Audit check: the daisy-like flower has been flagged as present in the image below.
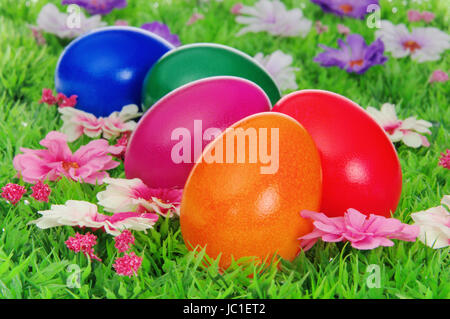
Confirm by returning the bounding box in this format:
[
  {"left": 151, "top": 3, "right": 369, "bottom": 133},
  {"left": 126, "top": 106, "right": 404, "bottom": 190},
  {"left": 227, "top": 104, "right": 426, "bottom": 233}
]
[
  {"left": 366, "top": 103, "right": 432, "bottom": 148},
  {"left": 30, "top": 200, "right": 159, "bottom": 236},
  {"left": 59, "top": 107, "right": 103, "bottom": 142},
  {"left": 411, "top": 195, "right": 450, "bottom": 249},
  {"left": 13, "top": 131, "right": 122, "bottom": 184},
  {"left": 101, "top": 105, "right": 141, "bottom": 140},
  {"left": 35, "top": 3, "right": 106, "bottom": 39},
  {"left": 61, "top": 0, "right": 127, "bottom": 15},
  {"left": 314, "top": 34, "right": 387, "bottom": 74},
  {"left": 1, "top": 183, "right": 27, "bottom": 205},
  {"left": 429, "top": 70, "right": 448, "bottom": 83},
  {"left": 114, "top": 230, "right": 135, "bottom": 252},
  {"left": 113, "top": 252, "right": 142, "bottom": 277},
  {"left": 299, "top": 208, "right": 419, "bottom": 250},
  {"left": 235, "top": 0, "right": 312, "bottom": 38},
  {"left": 438, "top": 149, "right": 450, "bottom": 169},
  {"left": 97, "top": 178, "right": 182, "bottom": 217},
  {"left": 65, "top": 232, "right": 102, "bottom": 262},
  {"left": 253, "top": 50, "right": 299, "bottom": 91},
  {"left": 31, "top": 181, "right": 51, "bottom": 202},
  {"left": 141, "top": 22, "right": 181, "bottom": 47},
  {"left": 186, "top": 13, "right": 205, "bottom": 26},
  {"left": 375, "top": 20, "right": 450, "bottom": 63},
  {"left": 310, "top": 0, "right": 379, "bottom": 19}
]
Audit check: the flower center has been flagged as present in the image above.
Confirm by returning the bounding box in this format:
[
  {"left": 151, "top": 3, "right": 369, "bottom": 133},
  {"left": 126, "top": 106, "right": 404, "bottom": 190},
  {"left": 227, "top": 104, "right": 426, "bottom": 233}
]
[
  {"left": 62, "top": 161, "right": 79, "bottom": 171},
  {"left": 349, "top": 59, "right": 364, "bottom": 68},
  {"left": 403, "top": 40, "right": 421, "bottom": 53},
  {"left": 339, "top": 4, "right": 353, "bottom": 13},
  {"left": 383, "top": 122, "right": 402, "bottom": 135}
]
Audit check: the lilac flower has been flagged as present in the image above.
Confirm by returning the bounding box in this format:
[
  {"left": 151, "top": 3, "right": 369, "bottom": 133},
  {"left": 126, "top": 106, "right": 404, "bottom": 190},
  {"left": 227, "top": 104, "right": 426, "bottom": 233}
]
[
  {"left": 314, "top": 34, "right": 387, "bottom": 74},
  {"left": 61, "top": 0, "right": 127, "bottom": 15},
  {"left": 310, "top": 0, "right": 379, "bottom": 19},
  {"left": 141, "top": 22, "right": 181, "bottom": 47}
]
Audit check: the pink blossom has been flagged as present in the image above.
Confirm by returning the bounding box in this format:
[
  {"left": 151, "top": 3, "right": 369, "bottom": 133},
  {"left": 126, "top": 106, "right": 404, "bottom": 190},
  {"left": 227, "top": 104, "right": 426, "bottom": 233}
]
[
  {"left": 101, "top": 105, "right": 140, "bottom": 139},
  {"left": 299, "top": 209, "right": 419, "bottom": 250},
  {"left": 231, "top": 3, "right": 243, "bottom": 15},
  {"left": 65, "top": 232, "right": 102, "bottom": 262},
  {"left": 31, "top": 181, "right": 51, "bottom": 202},
  {"left": 112, "top": 132, "right": 130, "bottom": 161},
  {"left": 315, "top": 21, "right": 328, "bottom": 34},
  {"left": 114, "top": 230, "right": 135, "bottom": 252},
  {"left": 113, "top": 252, "right": 142, "bottom": 277},
  {"left": 438, "top": 149, "right": 450, "bottom": 169},
  {"left": 186, "top": 13, "right": 204, "bottom": 26},
  {"left": 57, "top": 93, "right": 77, "bottom": 108},
  {"left": 429, "top": 70, "right": 448, "bottom": 83},
  {"left": 1, "top": 183, "right": 27, "bottom": 205},
  {"left": 59, "top": 108, "right": 104, "bottom": 142},
  {"left": 407, "top": 10, "right": 422, "bottom": 22},
  {"left": 39, "top": 88, "right": 57, "bottom": 105},
  {"left": 337, "top": 24, "right": 350, "bottom": 36},
  {"left": 13, "top": 131, "right": 122, "bottom": 185},
  {"left": 421, "top": 11, "right": 435, "bottom": 23},
  {"left": 114, "top": 20, "right": 129, "bottom": 26},
  {"left": 29, "top": 25, "right": 46, "bottom": 46}
]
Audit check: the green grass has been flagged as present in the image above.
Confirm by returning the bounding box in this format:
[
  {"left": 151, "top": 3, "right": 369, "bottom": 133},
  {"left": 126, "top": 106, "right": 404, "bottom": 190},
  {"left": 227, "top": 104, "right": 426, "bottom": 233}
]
[{"left": 0, "top": 0, "right": 449, "bottom": 299}]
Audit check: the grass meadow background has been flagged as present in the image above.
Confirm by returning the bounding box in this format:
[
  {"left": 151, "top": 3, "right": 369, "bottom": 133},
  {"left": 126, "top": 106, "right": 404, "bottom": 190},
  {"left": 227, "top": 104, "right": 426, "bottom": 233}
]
[{"left": 0, "top": 0, "right": 448, "bottom": 298}]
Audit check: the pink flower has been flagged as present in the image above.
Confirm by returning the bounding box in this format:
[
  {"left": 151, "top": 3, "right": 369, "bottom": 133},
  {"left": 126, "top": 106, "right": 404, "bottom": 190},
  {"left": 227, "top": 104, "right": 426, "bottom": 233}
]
[
  {"left": 39, "top": 88, "right": 57, "bottom": 105},
  {"left": 114, "top": 230, "right": 135, "bottom": 252},
  {"left": 299, "top": 209, "right": 420, "bottom": 250},
  {"left": 65, "top": 232, "right": 102, "bottom": 262},
  {"left": 1, "top": 183, "right": 27, "bottom": 205},
  {"left": 438, "top": 149, "right": 450, "bottom": 169},
  {"left": 408, "top": 10, "right": 435, "bottom": 23},
  {"left": 59, "top": 108, "right": 104, "bottom": 142},
  {"left": 231, "top": 3, "right": 243, "bottom": 15},
  {"left": 421, "top": 11, "right": 436, "bottom": 23},
  {"left": 337, "top": 24, "right": 350, "bottom": 36},
  {"left": 113, "top": 252, "right": 142, "bottom": 277},
  {"left": 57, "top": 93, "right": 77, "bottom": 108},
  {"left": 97, "top": 178, "right": 182, "bottom": 217},
  {"left": 101, "top": 105, "right": 140, "bottom": 139},
  {"left": 112, "top": 132, "right": 130, "bottom": 161},
  {"left": 31, "top": 181, "right": 51, "bottom": 202},
  {"left": 315, "top": 21, "right": 328, "bottom": 34},
  {"left": 429, "top": 70, "right": 448, "bottom": 83},
  {"left": 29, "top": 25, "right": 46, "bottom": 46},
  {"left": 186, "top": 13, "right": 204, "bottom": 26},
  {"left": 30, "top": 200, "right": 159, "bottom": 236},
  {"left": 114, "top": 20, "right": 129, "bottom": 26},
  {"left": 13, "top": 131, "right": 122, "bottom": 184}
]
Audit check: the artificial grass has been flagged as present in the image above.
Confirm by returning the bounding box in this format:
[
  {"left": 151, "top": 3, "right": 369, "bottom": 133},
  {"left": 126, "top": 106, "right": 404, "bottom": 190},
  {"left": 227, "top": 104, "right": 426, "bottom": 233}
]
[{"left": 0, "top": 0, "right": 448, "bottom": 299}]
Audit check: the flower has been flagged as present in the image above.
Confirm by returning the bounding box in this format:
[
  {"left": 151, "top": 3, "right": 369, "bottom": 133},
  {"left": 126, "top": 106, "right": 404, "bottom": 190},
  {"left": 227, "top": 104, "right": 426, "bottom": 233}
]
[
  {"left": 29, "top": 26, "right": 46, "bottom": 46},
  {"left": 407, "top": 10, "right": 435, "bottom": 23},
  {"left": 13, "top": 131, "right": 122, "bottom": 184},
  {"left": 186, "top": 13, "right": 205, "bottom": 26},
  {"left": 314, "top": 34, "right": 387, "bottom": 74},
  {"left": 299, "top": 209, "right": 419, "bottom": 250},
  {"left": 438, "top": 150, "right": 450, "bottom": 169},
  {"left": 337, "top": 24, "right": 350, "bottom": 36},
  {"left": 35, "top": 3, "right": 106, "bottom": 39},
  {"left": 101, "top": 104, "right": 140, "bottom": 139},
  {"left": 39, "top": 88, "right": 58, "bottom": 105},
  {"left": 235, "top": 0, "right": 312, "bottom": 38},
  {"left": 59, "top": 108, "right": 104, "bottom": 142},
  {"left": 253, "top": 50, "right": 299, "bottom": 91},
  {"left": 114, "top": 20, "right": 129, "bottom": 26},
  {"left": 30, "top": 200, "right": 159, "bottom": 236},
  {"left": 366, "top": 103, "right": 432, "bottom": 148},
  {"left": 112, "top": 132, "right": 130, "bottom": 161},
  {"left": 429, "top": 70, "right": 448, "bottom": 83},
  {"left": 57, "top": 93, "right": 77, "bottom": 108},
  {"left": 113, "top": 252, "right": 142, "bottom": 277},
  {"left": 231, "top": 3, "right": 244, "bottom": 15},
  {"left": 65, "top": 232, "right": 101, "bottom": 261},
  {"left": 375, "top": 20, "right": 450, "bottom": 63},
  {"left": 310, "top": 0, "right": 379, "bottom": 19},
  {"left": 1, "top": 183, "right": 27, "bottom": 205},
  {"left": 61, "top": 0, "right": 127, "bottom": 15},
  {"left": 411, "top": 196, "right": 450, "bottom": 249},
  {"left": 31, "top": 181, "right": 51, "bottom": 202},
  {"left": 141, "top": 22, "right": 181, "bottom": 47},
  {"left": 315, "top": 21, "right": 329, "bottom": 34},
  {"left": 97, "top": 178, "right": 182, "bottom": 217},
  {"left": 114, "top": 230, "right": 135, "bottom": 252}
]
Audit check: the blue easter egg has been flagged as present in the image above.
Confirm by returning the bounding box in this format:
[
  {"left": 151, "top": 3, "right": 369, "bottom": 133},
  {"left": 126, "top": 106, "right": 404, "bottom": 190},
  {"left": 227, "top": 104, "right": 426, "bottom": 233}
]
[{"left": 55, "top": 26, "right": 174, "bottom": 117}]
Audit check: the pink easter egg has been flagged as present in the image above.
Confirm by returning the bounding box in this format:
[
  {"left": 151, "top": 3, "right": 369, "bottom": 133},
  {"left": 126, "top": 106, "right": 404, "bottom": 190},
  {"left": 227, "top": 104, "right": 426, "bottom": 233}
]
[{"left": 124, "top": 76, "right": 271, "bottom": 189}]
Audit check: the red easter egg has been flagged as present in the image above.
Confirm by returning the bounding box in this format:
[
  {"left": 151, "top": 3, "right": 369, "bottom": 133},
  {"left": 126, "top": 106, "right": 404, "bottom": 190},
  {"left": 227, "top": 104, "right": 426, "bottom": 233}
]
[{"left": 273, "top": 90, "right": 402, "bottom": 218}]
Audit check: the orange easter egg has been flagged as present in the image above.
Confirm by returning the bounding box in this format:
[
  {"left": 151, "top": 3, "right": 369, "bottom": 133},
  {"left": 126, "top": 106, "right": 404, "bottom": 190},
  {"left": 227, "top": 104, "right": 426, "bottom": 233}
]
[{"left": 180, "top": 112, "right": 322, "bottom": 269}]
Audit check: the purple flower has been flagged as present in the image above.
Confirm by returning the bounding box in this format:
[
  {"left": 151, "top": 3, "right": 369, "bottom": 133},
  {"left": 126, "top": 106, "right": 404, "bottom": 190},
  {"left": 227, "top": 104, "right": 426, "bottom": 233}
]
[
  {"left": 314, "top": 34, "right": 387, "bottom": 74},
  {"left": 141, "top": 22, "right": 181, "bottom": 47},
  {"left": 310, "top": 0, "right": 379, "bottom": 19},
  {"left": 61, "top": 0, "right": 127, "bottom": 15}
]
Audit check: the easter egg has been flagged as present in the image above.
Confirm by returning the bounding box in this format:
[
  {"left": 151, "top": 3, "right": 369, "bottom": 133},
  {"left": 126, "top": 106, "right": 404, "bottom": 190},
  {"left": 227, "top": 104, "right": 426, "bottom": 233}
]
[
  {"left": 124, "top": 76, "right": 272, "bottom": 189},
  {"left": 141, "top": 43, "right": 281, "bottom": 110},
  {"left": 55, "top": 26, "right": 174, "bottom": 117},
  {"left": 180, "top": 112, "right": 322, "bottom": 269},
  {"left": 272, "top": 90, "right": 402, "bottom": 218}
]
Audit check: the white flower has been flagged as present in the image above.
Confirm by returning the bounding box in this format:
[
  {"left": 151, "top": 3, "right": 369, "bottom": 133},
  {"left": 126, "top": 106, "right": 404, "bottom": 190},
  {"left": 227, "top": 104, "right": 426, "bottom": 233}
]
[
  {"left": 102, "top": 105, "right": 141, "bottom": 139},
  {"left": 59, "top": 107, "right": 103, "bottom": 142},
  {"left": 411, "top": 195, "right": 450, "bottom": 249},
  {"left": 254, "top": 50, "right": 299, "bottom": 91},
  {"left": 235, "top": 0, "right": 312, "bottom": 37},
  {"left": 36, "top": 3, "right": 106, "bottom": 39},
  {"left": 375, "top": 20, "right": 450, "bottom": 62},
  {"left": 366, "top": 103, "right": 432, "bottom": 148}
]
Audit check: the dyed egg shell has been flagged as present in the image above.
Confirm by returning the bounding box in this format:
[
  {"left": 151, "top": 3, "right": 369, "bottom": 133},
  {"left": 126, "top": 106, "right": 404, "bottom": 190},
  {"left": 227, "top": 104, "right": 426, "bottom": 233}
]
[
  {"left": 141, "top": 43, "right": 281, "bottom": 110},
  {"left": 55, "top": 26, "right": 174, "bottom": 117},
  {"left": 180, "top": 112, "right": 322, "bottom": 269},
  {"left": 124, "top": 76, "right": 272, "bottom": 189},
  {"left": 273, "top": 90, "right": 402, "bottom": 218}
]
